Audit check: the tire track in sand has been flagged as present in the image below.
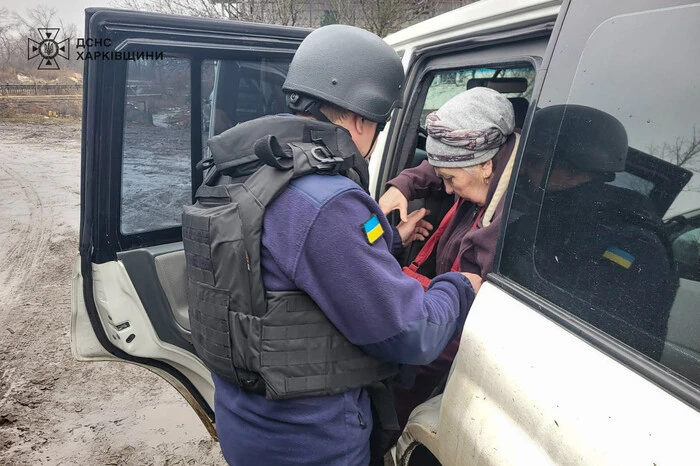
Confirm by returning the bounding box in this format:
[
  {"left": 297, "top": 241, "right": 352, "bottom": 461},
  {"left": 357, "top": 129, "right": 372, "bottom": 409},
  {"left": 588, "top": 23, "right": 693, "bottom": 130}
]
[
  {"left": 0, "top": 164, "right": 51, "bottom": 313},
  {"left": 0, "top": 163, "right": 52, "bottom": 419}
]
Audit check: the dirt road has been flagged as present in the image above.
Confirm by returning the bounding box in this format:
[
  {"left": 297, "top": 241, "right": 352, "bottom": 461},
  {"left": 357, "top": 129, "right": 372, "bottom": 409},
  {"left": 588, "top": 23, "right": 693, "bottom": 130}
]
[{"left": 0, "top": 120, "right": 225, "bottom": 465}]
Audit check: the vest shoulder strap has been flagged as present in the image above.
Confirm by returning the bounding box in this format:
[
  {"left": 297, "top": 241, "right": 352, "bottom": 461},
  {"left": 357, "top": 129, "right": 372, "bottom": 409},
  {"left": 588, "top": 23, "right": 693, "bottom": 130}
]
[{"left": 242, "top": 135, "right": 346, "bottom": 207}]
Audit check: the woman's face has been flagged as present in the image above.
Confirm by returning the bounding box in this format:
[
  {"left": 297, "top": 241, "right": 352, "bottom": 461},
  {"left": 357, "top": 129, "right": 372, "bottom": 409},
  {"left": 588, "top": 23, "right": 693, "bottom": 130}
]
[{"left": 435, "top": 162, "right": 492, "bottom": 206}]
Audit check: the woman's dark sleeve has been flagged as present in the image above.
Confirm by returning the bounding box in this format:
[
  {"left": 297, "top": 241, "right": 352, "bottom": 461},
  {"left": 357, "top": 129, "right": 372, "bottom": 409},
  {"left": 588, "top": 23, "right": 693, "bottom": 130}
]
[{"left": 386, "top": 160, "right": 444, "bottom": 201}]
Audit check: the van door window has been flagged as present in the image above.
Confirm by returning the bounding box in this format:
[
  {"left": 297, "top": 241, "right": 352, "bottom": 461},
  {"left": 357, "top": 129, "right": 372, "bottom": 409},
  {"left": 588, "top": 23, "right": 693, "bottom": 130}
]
[
  {"left": 410, "top": 64, "right": 535, "bottom": 170},
  {"left": 422, "top": 66, "right": 535, "bottom": 127},
  {"left": 121, "top": 57, "right": 191, "bottom": 235},
  {"left": 119, "top": 56, "right": 292, "bottom": 236},
  {"left": 501, "top": 2, "right": 700, "bottom": 387},
  {"left": 202, "top": 58, "right": 290, "bottom": 142},
  {"left": 390, "top": 63, "right": 535, "bottom": 269}
]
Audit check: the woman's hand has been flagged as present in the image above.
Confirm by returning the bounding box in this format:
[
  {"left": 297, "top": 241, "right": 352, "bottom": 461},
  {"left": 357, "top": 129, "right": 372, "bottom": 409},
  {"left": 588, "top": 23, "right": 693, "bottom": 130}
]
[
  {"left": 461, "top": 272, "right": 482, "bottom": 294},
  {"left": 379, "top": 187, "right": 409, "bottom": 222},
  {"left": 396, "top": 208, "right": 433, "bottom": 246}
]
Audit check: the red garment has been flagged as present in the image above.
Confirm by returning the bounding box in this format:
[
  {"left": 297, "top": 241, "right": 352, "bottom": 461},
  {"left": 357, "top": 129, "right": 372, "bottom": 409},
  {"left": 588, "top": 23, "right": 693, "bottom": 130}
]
[
  {"left": 402, "top": 199, "right": 484, "bottom": 289},
  {"left": 395, "top": 201, "right": 484, "bottom": 433},
  {"left": 402, "top": 201, "right": 462, "bottom": 287}
]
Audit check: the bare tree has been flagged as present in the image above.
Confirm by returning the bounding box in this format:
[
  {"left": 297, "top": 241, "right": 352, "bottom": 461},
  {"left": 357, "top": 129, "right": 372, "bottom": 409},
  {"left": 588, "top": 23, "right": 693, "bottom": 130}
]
[
  {"left": 58, "top": 20, "right": 84, "bottom": 75},
  {"left": 650, "top": 126, "right": 700, "bottom": 168},
  {"left": 112, "top": 0, "right": 304, "bottom": 25},
  {"left": 269, "top": 0, "right": 305, "bottom": 26},
  {"left": 328, "top": 0, "right": 475, "bottom": 37},
  {"left": 111, "top": 0, "right": 475, "bottom": 31},
  {"left": 0, "top": 8, "right": 14, "bottom": 66},
  {"left": 0, "top": 6, "right": 83, "bottom": 80},
  {"left": 328, "top": 0, "right": 359, "bottom": 27},
  {"left": 13, "top": 5, "right": 58, "bottom": 32},
  {"left": 358, "top": 0, "right": 421, "bottom": 37}
]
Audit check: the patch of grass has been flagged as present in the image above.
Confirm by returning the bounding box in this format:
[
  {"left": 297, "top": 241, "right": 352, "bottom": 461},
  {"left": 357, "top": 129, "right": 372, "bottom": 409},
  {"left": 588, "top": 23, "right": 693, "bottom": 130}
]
[{"left": 0, "top": 96, "right": 82, "bottom": 121}]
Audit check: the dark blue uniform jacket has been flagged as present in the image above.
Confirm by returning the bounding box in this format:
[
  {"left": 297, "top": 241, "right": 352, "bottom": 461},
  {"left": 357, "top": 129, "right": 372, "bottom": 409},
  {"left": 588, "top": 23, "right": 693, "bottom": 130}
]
[{"left": 213, "top": 173, "right": 474, "bottom": 465}]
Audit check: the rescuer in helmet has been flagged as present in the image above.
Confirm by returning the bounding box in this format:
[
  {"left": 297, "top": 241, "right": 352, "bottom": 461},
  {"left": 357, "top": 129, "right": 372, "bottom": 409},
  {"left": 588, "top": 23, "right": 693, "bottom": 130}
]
[{"left": 185, "top": 25, "right": 479, "bottom": 465}]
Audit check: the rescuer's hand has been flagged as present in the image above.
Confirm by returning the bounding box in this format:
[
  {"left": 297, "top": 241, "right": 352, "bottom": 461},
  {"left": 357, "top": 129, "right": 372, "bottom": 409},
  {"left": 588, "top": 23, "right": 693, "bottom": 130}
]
[
  {"left": 396, "top": 208, "right": 433, "bottom": 246},
  {"left": 379, "top": 186, "right": 409, "bottom": 222}
]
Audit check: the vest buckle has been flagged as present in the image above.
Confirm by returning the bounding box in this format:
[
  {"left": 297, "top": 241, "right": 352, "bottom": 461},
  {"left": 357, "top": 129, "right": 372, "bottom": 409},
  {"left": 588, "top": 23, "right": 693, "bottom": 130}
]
[{"left": 310, "top": 144, "right": 344, "bottom": 171}]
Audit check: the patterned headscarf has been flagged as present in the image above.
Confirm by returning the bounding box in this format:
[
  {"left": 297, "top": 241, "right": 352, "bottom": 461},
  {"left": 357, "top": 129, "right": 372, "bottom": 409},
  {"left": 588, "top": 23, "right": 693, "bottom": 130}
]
[{"left": 425, "top": 87, "right": 515, "bottom": 167}]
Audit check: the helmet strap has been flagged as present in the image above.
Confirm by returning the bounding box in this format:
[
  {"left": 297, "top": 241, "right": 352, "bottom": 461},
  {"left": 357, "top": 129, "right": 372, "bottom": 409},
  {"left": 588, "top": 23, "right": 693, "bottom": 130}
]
[
  {"left": 286, "top": 93, "right": 332, "bottom": 124},
  {"left": 306, "top": 100, "right": 332, "bottom": 124},
  {"left": 364, "top": 121, "right": 385, "bottom": 159}
]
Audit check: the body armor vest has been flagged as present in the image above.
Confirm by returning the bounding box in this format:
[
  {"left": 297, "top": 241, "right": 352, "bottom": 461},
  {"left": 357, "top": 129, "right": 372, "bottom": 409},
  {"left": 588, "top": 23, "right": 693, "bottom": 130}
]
[{"left": 182, "top": 116, "right": 398, "bottom": 400}]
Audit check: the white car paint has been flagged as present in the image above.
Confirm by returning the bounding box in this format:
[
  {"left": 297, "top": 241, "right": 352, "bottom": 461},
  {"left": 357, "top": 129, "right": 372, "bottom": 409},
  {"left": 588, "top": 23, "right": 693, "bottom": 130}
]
[
  {"left": 395, "top": 283, "right": 700, "bottom": 465},
  {"left": 72, "top": 256, "right": 214, "bottom": 410}
]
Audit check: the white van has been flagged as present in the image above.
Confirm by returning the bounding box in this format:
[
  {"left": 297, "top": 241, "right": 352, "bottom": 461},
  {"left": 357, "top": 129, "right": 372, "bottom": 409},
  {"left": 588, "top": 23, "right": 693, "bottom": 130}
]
[{"left": 73, "top": 0, "right": 700, "bottom": 463}]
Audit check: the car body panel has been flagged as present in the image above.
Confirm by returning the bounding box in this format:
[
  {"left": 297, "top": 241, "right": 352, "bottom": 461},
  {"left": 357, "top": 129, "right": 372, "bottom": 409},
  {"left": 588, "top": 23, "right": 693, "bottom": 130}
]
[
  {"left": 396, "top": 283, "right": 700, "bottom": 465},
  {"left": 392, "top": 0, "right": 700, "bottom": 463}
]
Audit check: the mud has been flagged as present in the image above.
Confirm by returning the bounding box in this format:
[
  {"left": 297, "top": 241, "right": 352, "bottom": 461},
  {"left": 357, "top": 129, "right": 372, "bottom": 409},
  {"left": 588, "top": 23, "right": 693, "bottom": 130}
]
[{"left": 0, "top": 120, "right": 225, "bottom": 465}]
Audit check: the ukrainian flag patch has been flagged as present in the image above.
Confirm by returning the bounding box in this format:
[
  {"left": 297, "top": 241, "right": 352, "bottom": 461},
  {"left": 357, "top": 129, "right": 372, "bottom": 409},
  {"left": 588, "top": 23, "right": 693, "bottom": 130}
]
[
  {"left": 603, "top": 246, "right": 635, "bottom": 269},
  {"left": 362, "top": 214, "right": 384, "bottom": 245}
]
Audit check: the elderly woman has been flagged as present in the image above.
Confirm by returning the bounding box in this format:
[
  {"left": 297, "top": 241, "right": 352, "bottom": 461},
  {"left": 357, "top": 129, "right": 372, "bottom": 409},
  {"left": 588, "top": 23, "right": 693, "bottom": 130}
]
[
  {"left": 380, "top": 87, "right": 519, "bottom": 431},
  {"left": 384, "top": 86, "right": 519, "bottom": 282}
]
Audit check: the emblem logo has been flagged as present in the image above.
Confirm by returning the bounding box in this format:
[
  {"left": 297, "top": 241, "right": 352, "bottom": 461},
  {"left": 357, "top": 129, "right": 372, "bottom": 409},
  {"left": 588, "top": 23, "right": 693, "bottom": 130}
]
[{"left": 27, "top": 28, "right": 70, "bottom": 70}]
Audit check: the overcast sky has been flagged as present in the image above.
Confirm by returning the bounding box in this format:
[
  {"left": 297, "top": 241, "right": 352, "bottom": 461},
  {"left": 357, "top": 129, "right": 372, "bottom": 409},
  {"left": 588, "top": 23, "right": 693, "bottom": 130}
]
[{"left": 1, "top": 0, "right": 113, "bottom": 33}]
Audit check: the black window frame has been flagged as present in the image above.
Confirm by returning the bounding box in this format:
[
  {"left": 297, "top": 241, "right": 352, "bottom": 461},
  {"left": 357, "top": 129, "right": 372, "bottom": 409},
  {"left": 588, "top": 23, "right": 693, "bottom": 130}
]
[{"left": 82, "top": 10, "right": 309, "bottom": 264}]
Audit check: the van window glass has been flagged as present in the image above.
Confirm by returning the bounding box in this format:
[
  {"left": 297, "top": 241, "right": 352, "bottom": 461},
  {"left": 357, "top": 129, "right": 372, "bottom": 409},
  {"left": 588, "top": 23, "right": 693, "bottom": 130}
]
[
  {"left": 422, "top": 66, "right": 535, "bottom": 126},
  {"left": 501, "top": 3, "right": 700, "bottom": 386},
  {"left": 120, "top": 57, "right": 191, "bottom": 235},
  {"left": 204, "top": 58, "right": 290, "bottom": 139},
  {"left": 201, "top": 60, "right": 216, "bottom": 158}
]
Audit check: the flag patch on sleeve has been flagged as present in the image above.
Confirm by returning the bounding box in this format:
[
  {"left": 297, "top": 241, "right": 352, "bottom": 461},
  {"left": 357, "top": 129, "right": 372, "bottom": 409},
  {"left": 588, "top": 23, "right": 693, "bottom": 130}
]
[
  {"left": 602, "top": 246, "right": 635, "bottom": 269},
  {"left": 362, "top": 214, "right": 384, "bottom": 245}
]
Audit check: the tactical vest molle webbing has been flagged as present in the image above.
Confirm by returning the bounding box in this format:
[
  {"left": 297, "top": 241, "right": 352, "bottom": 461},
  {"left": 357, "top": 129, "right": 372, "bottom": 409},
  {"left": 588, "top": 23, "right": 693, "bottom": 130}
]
[{"left": 182, "top": 118, "right": 398, "bottom": 400}]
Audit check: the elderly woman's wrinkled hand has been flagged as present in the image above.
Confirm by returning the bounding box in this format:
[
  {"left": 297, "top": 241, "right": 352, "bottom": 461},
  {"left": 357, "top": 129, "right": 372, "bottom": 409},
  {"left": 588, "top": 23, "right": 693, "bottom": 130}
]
[
  {"left": 396, "top": 208, "right": 433, "bottom": 246},
  {"left": 461, "top": 272, "right": 482, "bottom": 294},
  {"left": 379, "top": 187, "right": 409, "bottom": 222}
]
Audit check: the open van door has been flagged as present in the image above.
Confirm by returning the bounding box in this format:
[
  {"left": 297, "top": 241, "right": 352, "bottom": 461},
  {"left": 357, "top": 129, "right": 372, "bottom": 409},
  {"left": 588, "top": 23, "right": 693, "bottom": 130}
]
[{"left": 71, "top": 8, "right": 308, "bottom": 436}]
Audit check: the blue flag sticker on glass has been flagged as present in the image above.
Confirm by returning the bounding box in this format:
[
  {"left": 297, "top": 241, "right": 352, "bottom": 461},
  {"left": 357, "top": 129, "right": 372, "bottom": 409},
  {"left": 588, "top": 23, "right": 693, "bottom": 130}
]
[
  {"left": 362, "top": 214, "right": 384, "bottom": 245},
  {"left": 603, "top": 246, "right": 635, "bottom": 269}
]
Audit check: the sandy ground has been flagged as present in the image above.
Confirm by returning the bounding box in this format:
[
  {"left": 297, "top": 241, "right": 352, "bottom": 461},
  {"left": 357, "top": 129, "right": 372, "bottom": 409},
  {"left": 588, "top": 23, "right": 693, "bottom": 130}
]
[{"left": 0, "top": 119, "right": 225, "bottom": 465}]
